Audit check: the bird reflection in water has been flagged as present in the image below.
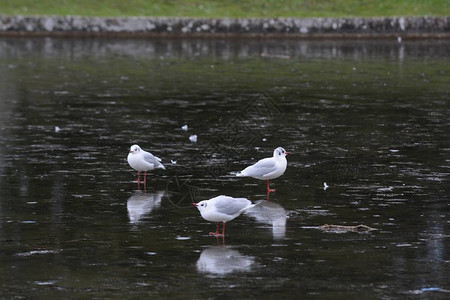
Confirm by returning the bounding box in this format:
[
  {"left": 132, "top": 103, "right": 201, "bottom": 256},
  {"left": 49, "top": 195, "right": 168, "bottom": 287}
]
[
  {"left": 127, "top": 190, "right": 165, "bottom": 224},
  {"left": 245, "top": 200, "right": 287, "bottom": 240},
  {"left": 196, "top": 246, "right": 256, "bottom": 276}
]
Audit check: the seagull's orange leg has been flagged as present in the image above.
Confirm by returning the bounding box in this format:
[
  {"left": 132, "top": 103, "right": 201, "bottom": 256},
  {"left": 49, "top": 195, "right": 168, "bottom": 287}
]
[
  {"left": 267, "top": 180, "right": 276, "bottom": 193},
  {"left": 209, "top": 222, "right": 220, "bottom": 236}
]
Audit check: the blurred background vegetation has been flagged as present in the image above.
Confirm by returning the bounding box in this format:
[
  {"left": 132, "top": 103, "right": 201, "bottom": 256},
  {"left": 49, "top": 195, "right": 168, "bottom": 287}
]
[{"left": 1, "top": 0, "right": 448, "bottom": 17}]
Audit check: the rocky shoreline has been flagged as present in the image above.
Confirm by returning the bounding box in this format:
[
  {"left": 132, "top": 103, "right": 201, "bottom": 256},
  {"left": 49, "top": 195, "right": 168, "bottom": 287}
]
[{"left": 0, "top": 15, "right": 448, "bottom": 38}]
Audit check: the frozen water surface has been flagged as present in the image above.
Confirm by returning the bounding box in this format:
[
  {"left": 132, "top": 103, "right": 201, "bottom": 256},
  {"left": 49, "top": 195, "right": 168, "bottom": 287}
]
[{"left": 0, "top": 38, "right": 449, "bottom": 299}]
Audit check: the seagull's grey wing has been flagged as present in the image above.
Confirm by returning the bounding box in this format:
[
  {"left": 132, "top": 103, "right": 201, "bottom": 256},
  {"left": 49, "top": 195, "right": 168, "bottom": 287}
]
[
  {"left": 243, "top": 158, "right": 277, "bottom": 178},
  {"left": 214, "top": 197, "right": 251, "bottom": 216},
  {"left": 143, "top": 151, "right": 159, "bottom": 164}
]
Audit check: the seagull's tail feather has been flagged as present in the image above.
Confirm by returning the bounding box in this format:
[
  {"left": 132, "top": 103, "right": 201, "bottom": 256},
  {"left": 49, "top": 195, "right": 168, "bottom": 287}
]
[
  {"left": 157, "top": 164, "right": 166, "bottom": 170},
  {"left": 242, "top": 203, "right": 258, "bottom": 212},
  {"left": 247, "top": 204, "right": 257, "bottom": 210},
  {"left": 235, "top": 171, "right": 246, "bottom": 177}
]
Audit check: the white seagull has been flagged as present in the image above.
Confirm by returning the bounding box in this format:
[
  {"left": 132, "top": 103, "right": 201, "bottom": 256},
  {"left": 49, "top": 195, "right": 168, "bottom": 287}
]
[
  {"left": 236, "top": 147, "right": 290, "bottom": 194},
  {"left": 192, "top": 195, "right": 255, "bottom": 237},
  {"left": 127, "top": 144, "right": 165, "bottom": 184}
]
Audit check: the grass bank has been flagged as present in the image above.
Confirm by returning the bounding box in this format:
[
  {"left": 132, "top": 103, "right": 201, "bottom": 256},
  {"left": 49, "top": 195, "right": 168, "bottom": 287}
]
[{"left": 1, "top": 0, "right": 448, "bottom": 18}]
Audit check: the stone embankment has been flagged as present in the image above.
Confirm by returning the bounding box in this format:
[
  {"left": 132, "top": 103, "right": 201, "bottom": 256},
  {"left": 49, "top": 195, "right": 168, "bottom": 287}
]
[{"left": 0, "top": 16, "right": 448, "bottom": 38}]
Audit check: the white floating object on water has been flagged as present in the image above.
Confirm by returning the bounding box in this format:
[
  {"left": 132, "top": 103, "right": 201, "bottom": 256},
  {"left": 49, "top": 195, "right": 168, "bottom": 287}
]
[
  {"left": 390, "top": 149, "right": 399, "bottom": 153},
  {"left": 397, "top": 36, "right": 402, "bottom": 43},
  {"left": 323, "top": 182, "right": 329, "bottom": 190},
  {"left": 54, "top": 126, "right": 60, "bottom": 133},
  {"left": 262, "top": 138, "right": 267, "bottom": 142},
  {"left": 181, "top": 124, "right": 188, "bottom": 131},
  {"left": 171, "top": 159, "right": 177, "bottom": 165},
  {"left": 189, "top": 135, "right": 197, "bottom": 142},
  {"left": 176, "top": 236, "right": 191, "bottom": 240}
]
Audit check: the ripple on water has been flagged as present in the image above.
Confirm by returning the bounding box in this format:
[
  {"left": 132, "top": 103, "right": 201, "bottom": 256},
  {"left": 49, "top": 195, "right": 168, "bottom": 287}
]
[
  {"left": 16, "top": 249, "right": 62, "bottom": 256},
  {"left": 35, "top": 280, "right": 57, "bottom": 286}
]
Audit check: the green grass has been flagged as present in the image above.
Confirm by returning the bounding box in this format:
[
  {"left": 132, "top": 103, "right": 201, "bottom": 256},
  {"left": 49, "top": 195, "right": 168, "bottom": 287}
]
[{"left": 0, "top": 0, "right": 448, "bottom": 17}]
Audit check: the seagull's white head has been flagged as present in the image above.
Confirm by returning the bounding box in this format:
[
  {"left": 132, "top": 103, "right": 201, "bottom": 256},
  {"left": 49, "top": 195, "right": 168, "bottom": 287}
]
[
  {"left": 273, "top": 147, "right": 290, "bottom": 158},
  {"left": 192, "top": 200, "right": 208, "bottom": 212},
  {"left": 129, "top": 144, "right": 141, "bottom": 154}
]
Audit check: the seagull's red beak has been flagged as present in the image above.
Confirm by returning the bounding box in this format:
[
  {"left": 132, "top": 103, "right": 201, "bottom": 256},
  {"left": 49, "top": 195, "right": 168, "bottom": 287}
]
[
  {"left": 191, "top": 203, "right": 198, "bottom": 207},
  {"left": 286, "top": 151, "right": 291, "bottom": 155},
  {"left": 129, "top": 150, "right": 133, "bottom": 153}
]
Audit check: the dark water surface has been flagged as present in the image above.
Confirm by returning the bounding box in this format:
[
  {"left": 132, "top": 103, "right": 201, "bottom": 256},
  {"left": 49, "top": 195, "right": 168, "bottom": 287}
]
[{"left": 0, "top": 38, "right": 449, "bottom": 299}]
